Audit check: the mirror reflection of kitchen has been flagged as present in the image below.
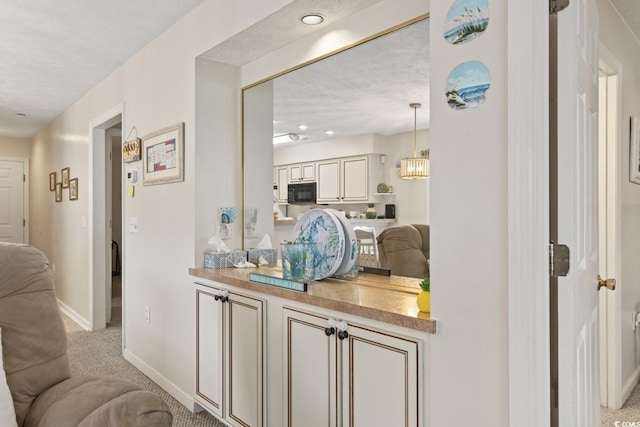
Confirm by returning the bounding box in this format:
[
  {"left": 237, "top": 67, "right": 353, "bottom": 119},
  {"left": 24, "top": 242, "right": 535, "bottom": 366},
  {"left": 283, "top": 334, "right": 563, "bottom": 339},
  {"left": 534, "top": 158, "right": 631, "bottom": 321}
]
[{"left": 242, "top": 17, "right": 429, "bottom": 272}]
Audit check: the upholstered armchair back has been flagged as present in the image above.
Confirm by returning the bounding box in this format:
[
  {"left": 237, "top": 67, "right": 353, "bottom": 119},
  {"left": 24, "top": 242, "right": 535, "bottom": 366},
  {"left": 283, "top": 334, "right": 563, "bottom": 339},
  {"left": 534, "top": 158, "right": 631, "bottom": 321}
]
[
  {"left": 377, "top": 224, "right": 429, "bottom": 279},
  {"left": 0, "top": 243, "right": 70, "bottom": 426}
]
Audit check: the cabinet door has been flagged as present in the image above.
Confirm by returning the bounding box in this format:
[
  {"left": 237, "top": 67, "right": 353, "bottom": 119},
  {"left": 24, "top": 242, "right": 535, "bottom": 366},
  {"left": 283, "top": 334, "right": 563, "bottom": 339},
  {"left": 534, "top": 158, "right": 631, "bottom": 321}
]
[
  {"left": 283, "top": 308, "right": 338, "bottom": 427},
  {"left": 289, "top": 164, "right": 302, "bottom": 182},
  {"left": 276, "top": 166, "right": 289, "bottom": 202},
  {"left": 342, "top": 324, "right": 419, "bottom": 427},
  {"left": 300, "top": 162, "right": 316, "bottom": 181},
  {"left": 196, "top": 289, "right": 224, "bottom": 418},
  {"left": 317, "top": 160, "right": 341, "bottom": 202},
  {"left": 226, "top": 292, "right": 264, "bottom": 427},
  {"left": 342, "top": 157, "right": 368, "bottom": 201}
]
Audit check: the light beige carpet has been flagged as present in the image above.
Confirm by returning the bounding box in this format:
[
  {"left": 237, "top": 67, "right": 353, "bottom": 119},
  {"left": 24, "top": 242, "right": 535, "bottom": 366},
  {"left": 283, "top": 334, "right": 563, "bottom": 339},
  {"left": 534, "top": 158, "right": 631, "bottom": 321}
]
[
  {"left": 64, "top": 277, "right": 223, "bottom": 427},
  {"left": 602, "top": 381, "right": 640, "bottom": 426}
]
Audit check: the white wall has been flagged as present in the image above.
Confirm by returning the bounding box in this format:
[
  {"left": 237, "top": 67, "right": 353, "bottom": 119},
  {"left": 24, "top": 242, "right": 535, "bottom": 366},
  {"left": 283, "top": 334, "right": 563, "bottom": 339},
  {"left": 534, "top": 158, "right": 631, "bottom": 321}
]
[
  {"left": 0, "top": 136, "right": 31, "bottom": 158},
  {"left": 429, "top": 0, "right": 509, "bottom": 426},
  {"left": 598, "top": 0, "right": 640, "bottom": 399},
  {"left": 29, "top": 0, "right": 295, "bottom": 408}
]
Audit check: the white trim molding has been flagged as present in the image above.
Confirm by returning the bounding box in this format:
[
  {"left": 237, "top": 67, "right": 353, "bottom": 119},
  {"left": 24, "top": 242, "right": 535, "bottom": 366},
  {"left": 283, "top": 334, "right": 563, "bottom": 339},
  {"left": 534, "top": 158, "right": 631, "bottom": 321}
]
[{"left": 507, "top": 1, "right": 551, "bottom": 426}]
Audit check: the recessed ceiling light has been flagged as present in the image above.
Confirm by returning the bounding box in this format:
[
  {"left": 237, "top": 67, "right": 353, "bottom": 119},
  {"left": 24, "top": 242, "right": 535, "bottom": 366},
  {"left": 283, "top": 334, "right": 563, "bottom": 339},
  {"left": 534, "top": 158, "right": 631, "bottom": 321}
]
[
  {"left": 325, "top": 130, "right": 335, "bottom": 135},
  {"left": 301, "top": 14, "right": 324, "bottom": 25},
  {"left": 298, "top": 125, "right": 308, "bottom": 131}
]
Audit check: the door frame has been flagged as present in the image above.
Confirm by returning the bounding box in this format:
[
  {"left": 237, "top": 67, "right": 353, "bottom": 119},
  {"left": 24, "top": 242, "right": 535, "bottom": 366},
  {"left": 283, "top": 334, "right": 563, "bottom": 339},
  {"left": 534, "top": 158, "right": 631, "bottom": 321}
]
[
  {"left": 598, "top": 42, "right": 624, "bottom": 409},
  {"left": 507, "top": 1, "right": 550, "bottom": 425},
  {"left": 0, "top": 156, "right": 30, "bottom": 244},
  {"left": 88, "top": 104, "right": 123, "bottom": 331}
]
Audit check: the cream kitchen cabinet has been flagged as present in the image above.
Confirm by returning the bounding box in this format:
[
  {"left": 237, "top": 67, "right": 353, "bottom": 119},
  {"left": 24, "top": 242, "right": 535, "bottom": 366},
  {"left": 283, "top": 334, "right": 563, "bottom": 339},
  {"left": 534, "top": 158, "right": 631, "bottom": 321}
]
[
  {"left": 283, "top": 307, "right": 420, "bottom": 427},
  {"left": 195, "top": 283, "right": 265, "bottom": 427},
  {"left": 274, "top": 166, "right": 289, "bottom": 203},
  {"left": 316, "top": 156, "right": 370, "bottom": 203},
  {"left": 288, "top": 162, "right": 316, "bottom": 183}
]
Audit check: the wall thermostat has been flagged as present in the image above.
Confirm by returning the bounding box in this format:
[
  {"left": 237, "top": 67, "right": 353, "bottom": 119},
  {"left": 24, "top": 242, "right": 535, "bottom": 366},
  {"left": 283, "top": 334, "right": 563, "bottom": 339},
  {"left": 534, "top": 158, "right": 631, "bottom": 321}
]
[{"left": 127, "top": 169, "right": 139, "bottom": 185}]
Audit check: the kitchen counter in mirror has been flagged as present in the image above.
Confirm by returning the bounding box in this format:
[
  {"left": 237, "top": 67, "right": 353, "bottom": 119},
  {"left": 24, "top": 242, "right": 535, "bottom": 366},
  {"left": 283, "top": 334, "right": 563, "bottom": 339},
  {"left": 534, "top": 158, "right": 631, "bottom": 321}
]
[
  {"left": 275, "top": 218, "right": 397, "bottom": 227},
  {"left": 189, "top": 265, "right": 435, "bottom": 334}
]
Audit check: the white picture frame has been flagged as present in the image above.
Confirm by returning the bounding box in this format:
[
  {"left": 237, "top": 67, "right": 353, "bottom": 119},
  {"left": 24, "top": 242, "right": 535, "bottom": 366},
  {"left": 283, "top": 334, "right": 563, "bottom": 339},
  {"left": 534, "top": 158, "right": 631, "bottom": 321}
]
[
  {"left": 630, "top": 117, "right": 640, "bottom": 185},
  {"left": 142, "top": 123, "right": 185, "bottom": 185}
]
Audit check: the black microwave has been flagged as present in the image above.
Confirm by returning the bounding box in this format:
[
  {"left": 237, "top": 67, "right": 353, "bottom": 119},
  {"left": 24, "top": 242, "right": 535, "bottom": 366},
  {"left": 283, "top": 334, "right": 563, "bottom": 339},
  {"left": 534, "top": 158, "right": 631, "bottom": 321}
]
[{"left": 287, "top": 182, "right": 317, "bottom": 204}]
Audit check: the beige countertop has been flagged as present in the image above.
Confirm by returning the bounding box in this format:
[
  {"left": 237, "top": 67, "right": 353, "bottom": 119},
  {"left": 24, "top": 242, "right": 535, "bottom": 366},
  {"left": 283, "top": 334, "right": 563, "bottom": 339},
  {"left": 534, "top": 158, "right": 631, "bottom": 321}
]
[{"left": 189, "top": 266, "right": 436, "bottom": 334}]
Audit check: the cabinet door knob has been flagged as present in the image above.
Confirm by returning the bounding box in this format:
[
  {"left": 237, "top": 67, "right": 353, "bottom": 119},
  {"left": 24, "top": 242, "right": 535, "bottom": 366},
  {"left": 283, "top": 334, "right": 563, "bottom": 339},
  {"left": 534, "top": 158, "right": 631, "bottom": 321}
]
[
  {"left": 338, "top": 330, "right": 349, "bottom": 340},
  {"left": 325, "top": 327, "right": 335, "bottom": 336}
]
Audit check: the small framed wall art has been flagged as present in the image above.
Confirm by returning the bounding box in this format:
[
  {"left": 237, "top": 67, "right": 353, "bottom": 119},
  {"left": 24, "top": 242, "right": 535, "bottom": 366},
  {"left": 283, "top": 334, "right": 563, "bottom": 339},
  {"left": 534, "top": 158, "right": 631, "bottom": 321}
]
[
  {"left": 49, "top": 172, "right": 57, "bottom": 191},
  {"left": 142, "top": 123, "right": 185, "bottom": 185},
  {"left": 123, "top": 138, "right": 141, "bottom": 163},
  {"left": 69, "top": 178, "right": 79, "bottom": 200},
  {"left": 55, "top": 183, "right": 62, "bottom": 202},
  {"left": 630, "top": 116, "right": 640, "bottom": 185},
  {"left": 61, "top": 167, "right": 70, "bottom": 188}
]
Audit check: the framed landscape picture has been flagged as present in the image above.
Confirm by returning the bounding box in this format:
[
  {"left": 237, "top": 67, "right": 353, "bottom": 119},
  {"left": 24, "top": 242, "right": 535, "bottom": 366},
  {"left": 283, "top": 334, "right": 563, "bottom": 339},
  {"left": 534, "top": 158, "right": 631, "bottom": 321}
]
[{"left": 142, "top": 123, "right": 184, "bottom": 185}]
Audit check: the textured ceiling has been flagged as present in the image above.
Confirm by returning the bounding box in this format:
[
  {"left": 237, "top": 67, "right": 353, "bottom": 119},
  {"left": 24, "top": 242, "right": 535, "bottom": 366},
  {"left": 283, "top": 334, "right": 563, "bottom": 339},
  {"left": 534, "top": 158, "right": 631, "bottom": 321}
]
[
  {"left": 0, "top": 0, "right": 205, "bottom": 138},
  {"left": 270, "top": 18, "right": 429, "bottom": 145},
  {"left": 199, "top": 0, "right": 384, "bottom": 66},
  {"left": 1, "top": 0, "right": 639, "bottom": 140}
]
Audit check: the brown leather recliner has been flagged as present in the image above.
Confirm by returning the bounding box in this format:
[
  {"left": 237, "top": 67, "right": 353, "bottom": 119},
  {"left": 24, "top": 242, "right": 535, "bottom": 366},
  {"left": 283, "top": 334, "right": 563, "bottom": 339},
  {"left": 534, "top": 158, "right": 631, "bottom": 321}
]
[
  {"left": 377, "top": 224, "right": 429, "bottom": 279},
  {"left": 0, "top": 243, "right": 173, "bottom": 427}
]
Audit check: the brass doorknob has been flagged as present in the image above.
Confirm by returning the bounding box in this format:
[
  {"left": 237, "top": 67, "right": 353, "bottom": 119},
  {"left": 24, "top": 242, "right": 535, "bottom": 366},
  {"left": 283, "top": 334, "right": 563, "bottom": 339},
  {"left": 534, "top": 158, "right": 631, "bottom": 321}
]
[{"left": 597, "top": 275, "right": 616, "bottom": 291}]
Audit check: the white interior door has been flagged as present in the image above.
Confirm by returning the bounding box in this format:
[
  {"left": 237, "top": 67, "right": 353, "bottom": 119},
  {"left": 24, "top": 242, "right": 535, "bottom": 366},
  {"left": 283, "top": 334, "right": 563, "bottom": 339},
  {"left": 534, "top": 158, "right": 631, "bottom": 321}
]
[
  {"left": 557, "top": 0, "right": 600, "bottom": 425},
  {"left": 0, "top": 160, "right": 25, "bottom": 243}
]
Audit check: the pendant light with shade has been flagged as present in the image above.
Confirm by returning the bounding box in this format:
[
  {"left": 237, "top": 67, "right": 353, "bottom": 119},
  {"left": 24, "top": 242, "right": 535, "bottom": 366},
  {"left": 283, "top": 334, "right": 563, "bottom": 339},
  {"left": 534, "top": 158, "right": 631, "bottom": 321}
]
[{"left": 400, "top": 103, "right": 429, "bottom": 179}]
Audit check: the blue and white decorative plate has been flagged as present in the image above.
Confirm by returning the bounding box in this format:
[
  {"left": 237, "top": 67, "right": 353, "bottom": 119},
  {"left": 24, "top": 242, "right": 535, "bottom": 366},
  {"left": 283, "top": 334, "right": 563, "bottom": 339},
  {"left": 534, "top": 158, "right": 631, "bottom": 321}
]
[
  {"left": 292, "top": 209, "right": 346, "bottom": 280},
  {"left": 326, "top": 209, "right": 357, "bottom": 276}
]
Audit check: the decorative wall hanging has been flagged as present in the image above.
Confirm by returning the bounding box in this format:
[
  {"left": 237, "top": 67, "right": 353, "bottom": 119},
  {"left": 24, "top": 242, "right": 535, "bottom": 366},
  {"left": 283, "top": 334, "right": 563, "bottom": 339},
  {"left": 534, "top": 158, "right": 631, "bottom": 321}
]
[
  {"left": 69, "top": 178, "right": 79, "bottom": 200},
  {"left": 444, "top": 0, "right": 489, "bottom": 45},
  {"left": 55, "top": 183, "right": 62, "bottom": 202},
  {"left": 629, "top": 116, "right": 640, "bottom": 184},
  {"left": 219, "top": 207, "right": 236, "bottom": 240},
  {"left": 142, "top": 122, "right": 185, "bottom": 185},
  {"left": 49, "top": 172, "right": 57, "bottom": 191},
  {"left": 446, "top": 61, "right": 491, "bottom": 110},
  {"left": 123, "top": 138, "right": 141, "bottom": 163},
  {"left": 61, "top": 167, "right": 70, "bottom": 188}
]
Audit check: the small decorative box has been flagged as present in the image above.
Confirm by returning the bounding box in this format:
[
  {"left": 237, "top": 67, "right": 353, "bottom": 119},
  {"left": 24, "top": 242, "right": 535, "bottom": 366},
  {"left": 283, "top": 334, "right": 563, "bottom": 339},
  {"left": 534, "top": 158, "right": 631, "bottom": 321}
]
[
  {"left": 247, "top": 248, "right": 278, "bottom": 264},
  {"left": 204, "top": 250, "right": 248, "bottom": 269}
]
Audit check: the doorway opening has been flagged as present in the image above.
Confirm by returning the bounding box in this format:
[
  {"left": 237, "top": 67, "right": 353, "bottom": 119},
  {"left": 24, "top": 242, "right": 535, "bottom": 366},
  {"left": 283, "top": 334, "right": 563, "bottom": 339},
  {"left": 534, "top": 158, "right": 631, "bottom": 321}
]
[
  {"left": 598, "top": 47, "right": 623, "bottom": 410},
  {"left": 88, "top": 105, "right": 123, "bottom": 333}
]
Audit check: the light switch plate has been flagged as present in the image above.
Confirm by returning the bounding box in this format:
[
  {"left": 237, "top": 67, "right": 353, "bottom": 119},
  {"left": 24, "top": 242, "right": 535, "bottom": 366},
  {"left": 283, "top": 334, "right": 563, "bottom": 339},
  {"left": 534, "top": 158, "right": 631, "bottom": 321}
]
[{"left": 129, "top": 217, "right": 139, "bottom": 234}]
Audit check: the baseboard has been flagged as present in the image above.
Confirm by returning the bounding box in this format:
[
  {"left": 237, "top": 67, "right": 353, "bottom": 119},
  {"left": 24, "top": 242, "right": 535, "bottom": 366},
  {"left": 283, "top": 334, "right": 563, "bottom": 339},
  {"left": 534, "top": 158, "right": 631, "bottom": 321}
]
[
  {"left": 123, "top": 348, "right": 197, "bottom": 411},
  {"left": 57, "top": 299, "right": 90, "bottom": 330},
  {"left": 622, "top": 365, "right": 640, "bottom": 407}
]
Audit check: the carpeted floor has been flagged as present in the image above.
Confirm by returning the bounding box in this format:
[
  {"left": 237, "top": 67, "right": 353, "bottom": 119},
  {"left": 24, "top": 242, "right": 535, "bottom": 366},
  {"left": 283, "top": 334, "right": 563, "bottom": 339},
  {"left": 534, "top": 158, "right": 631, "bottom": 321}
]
[
  {"left": 602, "top": 381, "right": 640, "bottom": 426},
  {"left": 63, "top": 277, "right": 224, "bottom": 427}
]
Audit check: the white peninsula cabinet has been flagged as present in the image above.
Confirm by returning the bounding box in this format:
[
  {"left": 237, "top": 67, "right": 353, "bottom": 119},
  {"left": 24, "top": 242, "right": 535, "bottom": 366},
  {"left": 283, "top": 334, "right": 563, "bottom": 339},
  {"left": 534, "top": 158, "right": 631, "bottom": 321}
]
[
  {"left": 195, "top": 283, "right": 264, "bottom": 427},
  {"left": 283, "top": 307, "right": 421, "bottom": 427},
  {"left": 191, "top": 269, "right": 433, "bottom": 427}
]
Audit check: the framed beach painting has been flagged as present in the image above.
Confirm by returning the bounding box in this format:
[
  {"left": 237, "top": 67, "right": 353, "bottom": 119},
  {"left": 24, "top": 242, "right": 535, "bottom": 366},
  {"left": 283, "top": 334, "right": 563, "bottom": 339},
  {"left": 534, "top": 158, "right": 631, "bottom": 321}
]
[
  {"left": 630, "top": 116, "right": 640, "bottom": 184},
  {"left": 142, "top": 123, "right": 185, "bottom": 185}
]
